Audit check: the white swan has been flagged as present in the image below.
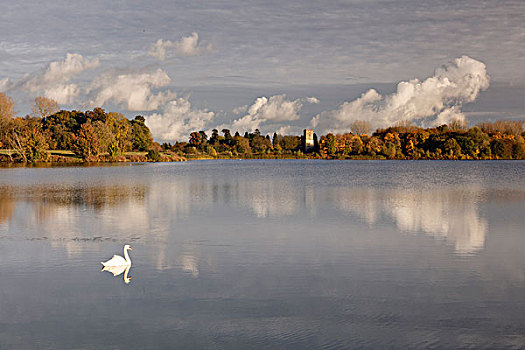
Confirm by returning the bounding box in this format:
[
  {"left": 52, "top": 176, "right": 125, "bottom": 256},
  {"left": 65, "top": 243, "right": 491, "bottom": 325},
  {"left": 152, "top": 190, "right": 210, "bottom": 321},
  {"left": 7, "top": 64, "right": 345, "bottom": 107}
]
[
  {"left": 101, "top": 262, "right": 133, "bottom": 284},
  {"left": 101, "top": 244, "right": 132, "bottom": 267}
]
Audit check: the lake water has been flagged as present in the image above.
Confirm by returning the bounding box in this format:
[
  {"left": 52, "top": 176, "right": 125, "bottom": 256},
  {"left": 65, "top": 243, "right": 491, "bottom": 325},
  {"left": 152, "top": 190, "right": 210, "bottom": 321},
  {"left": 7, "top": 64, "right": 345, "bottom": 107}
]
[{"left": 1, "top": 160, "right": 525, "bottom": 349}]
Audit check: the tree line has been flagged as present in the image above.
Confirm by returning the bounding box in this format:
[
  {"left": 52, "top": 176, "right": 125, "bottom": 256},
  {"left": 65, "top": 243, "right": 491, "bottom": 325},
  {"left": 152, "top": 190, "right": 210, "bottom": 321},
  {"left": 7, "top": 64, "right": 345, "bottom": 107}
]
[
  {"left": 1, "top": 92, "right": 524, "bottom": 162},
  {"left": 0, "top": 94, "right": 153, "bottom": 162},
  {"left": 166, "top": 119, "right": 525, "bottom": 160},
  {"left": 161, "top": 128, "right": 307, "bottom": 159},
  {"left": 319, "top": 120, "right": 525, "bottom": 160}
]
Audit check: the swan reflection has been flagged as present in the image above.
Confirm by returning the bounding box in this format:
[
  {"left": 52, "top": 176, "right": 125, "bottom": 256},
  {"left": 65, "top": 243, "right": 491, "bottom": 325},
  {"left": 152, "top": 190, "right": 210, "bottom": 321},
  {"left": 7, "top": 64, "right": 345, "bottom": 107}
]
[{"left": 101, "top": 264, "right": 133, "bottom": 284}]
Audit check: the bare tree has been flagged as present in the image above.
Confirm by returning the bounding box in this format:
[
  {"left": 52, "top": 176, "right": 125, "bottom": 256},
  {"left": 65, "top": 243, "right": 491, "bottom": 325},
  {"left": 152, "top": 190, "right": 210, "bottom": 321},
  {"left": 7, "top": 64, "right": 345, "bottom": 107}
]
[
  {"left": 449, "top": 117, "right": 467, "bottom": 131},
  {"left": 394, "top": 120, "right": 418, "bottom": 133},
  {"left": 32, "top": 97, "right": 59, "bottom": 118},
  {"left": 350, "top": 120, "right": 371, "bottom": 135}
]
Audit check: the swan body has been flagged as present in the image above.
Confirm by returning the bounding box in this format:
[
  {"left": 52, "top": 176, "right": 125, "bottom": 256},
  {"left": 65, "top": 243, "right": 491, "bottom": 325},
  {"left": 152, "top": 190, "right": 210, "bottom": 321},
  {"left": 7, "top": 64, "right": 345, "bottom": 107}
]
[
  {"left": 101, "top": 264, "right": 127, "bottom": 276},
  {"left": 101, "top": 244, "right": 132, "bottom": 267}
]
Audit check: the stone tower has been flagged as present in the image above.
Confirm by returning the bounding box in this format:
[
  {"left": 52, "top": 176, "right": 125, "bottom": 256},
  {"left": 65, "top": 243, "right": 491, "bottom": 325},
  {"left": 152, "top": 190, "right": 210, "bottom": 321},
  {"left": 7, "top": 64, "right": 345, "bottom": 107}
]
[{"left": 303, "top": 129, "right": 314, "bottom": 152}]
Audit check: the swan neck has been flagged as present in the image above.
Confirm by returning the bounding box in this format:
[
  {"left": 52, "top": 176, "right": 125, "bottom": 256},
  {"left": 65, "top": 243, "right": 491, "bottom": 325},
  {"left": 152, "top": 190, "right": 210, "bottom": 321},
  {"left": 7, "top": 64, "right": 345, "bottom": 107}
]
[{"left": 124, "top": 248, "right": 131, "bottom": 264}]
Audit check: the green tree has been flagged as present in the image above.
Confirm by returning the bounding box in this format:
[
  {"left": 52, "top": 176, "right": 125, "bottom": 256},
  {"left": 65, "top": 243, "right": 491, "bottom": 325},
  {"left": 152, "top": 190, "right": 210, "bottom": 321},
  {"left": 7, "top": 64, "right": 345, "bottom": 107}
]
[
  {"left": 250, "top": 135, "right": 271, "bottom": 153},
  {"left": 222, "top": 129, "right": 232, "bottom": 145},
  {"left": 130, "top": 116, "right": 153, "bottom": 151},
  {"left": 491, "top": 138, "right": 513, "bottom": 159},
  {"left": 326, "top": 134, "right": 336, "bottom": 156},
  {"left": 209, "top": 129, "right": 220, "bottom": 145},
  {"left": 281, "top": 136, "right": 300, "bottom": 152},
  {"left": 233, "top": 136, "right": 251, "bottom": 154},
  {"left": 444, "top": 138, "right": 462, "bottom": 158}
]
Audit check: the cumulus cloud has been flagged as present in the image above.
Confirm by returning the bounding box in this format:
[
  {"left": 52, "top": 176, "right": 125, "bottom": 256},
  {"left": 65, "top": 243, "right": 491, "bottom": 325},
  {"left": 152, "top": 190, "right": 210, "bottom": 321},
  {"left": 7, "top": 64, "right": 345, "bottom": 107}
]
[
  {"left": 232, "top": 104, "right": 248, "bottom": 115},
  {"left": 88, "top": 68, "right": 176, "bottom": 111},
  {"left": 312, "top": 56, "right": 490, "bottom": 134},
  {"left": 145, "top": 96, "right": 215, "bottom": 142},
  {"left": 21, "top": 53, "right": 99, "bottom": 104},
  {"left": 148, "top": 32, "right": 210, "bottom": 61},
  {"left": 231, "top": 94, "right": 317, "bottom": 132},
  {"left": 306, "top": 96, "right": 320, "bottom": 104},
  {"left": 44, "top": 84, "right": 80, "bottom": 105}
]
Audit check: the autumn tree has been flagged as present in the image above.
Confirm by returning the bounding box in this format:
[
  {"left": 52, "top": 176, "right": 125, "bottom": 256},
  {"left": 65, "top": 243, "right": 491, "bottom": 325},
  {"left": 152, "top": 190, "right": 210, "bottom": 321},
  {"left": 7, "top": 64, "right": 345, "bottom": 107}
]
[
  {"left": 0, "top": 93, "right": 15, "bottom": 147},
  {"left": 8, "top": 117, "right": 49, "bottom": 162},
  {"left": 189, "top": 132, "right": 203, "bottom": 146},
  {"left": 72, "top": 122, "right": 100, "bottom": 159},
  {"left": 92, "top": 120, "right": 115, "bottom": 154},
  {"left": 382, "top": 132, "right": 402, "bottom": 159},
  {"left": 0, "top": 92, "right": 15, "bottom": 120},
  {"left": 42, "top": 110, "right": 86, "bottom": 149},
  {"left": 364, "top": 136, "right": 384, "bottom": 156},
  {"left": 105, "top": 112, "right": 132, "bottom": 155}
]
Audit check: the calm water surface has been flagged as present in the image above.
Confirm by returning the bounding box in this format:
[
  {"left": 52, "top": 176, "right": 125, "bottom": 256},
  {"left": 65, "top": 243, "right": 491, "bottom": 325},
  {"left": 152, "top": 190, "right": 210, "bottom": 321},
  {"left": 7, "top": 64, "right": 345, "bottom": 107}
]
[{"left": 1, "top": 160, "right": 525, "bottom": 349}]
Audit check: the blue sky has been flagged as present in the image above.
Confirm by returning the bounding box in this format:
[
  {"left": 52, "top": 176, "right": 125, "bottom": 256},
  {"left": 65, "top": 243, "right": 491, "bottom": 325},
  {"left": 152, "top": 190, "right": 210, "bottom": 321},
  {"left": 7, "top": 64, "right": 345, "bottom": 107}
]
[{"left": 1, "top": 0, "right": 524, "bottom": 141}]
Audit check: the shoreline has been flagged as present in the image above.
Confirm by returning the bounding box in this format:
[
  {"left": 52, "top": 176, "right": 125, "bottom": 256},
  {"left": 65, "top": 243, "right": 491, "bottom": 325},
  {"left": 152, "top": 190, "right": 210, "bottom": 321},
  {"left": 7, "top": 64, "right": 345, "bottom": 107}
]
[{"left": 2, "top": 156, "right": 524, "bottom": 168}]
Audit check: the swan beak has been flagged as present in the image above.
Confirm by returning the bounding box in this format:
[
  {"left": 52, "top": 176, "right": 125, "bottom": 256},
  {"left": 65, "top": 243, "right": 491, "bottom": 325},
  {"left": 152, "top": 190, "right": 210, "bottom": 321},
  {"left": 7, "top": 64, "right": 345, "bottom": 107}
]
[{"left": 129, "top": 247, "right": 132, "bottom": 251}]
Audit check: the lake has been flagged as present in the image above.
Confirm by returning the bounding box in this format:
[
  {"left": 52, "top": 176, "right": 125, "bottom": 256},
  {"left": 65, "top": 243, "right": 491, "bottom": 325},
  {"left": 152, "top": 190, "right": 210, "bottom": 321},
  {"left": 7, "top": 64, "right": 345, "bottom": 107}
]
[{"left": 1, "top": 160, "right": 525, "bottom": 349}]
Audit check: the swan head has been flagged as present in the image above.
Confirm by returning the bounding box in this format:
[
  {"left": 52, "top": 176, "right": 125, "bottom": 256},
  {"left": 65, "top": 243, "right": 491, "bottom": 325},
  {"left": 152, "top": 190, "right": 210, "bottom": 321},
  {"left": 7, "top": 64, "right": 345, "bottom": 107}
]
[{"left": 124, "top": 244, "right": 132, "bottom": 251}]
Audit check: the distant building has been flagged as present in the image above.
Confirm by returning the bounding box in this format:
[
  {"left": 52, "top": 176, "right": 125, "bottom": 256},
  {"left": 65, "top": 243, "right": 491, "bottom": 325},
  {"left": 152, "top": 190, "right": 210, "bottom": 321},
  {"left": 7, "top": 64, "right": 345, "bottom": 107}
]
[{"left": 303, "top": 129, "right": 314, "bottom": 152}]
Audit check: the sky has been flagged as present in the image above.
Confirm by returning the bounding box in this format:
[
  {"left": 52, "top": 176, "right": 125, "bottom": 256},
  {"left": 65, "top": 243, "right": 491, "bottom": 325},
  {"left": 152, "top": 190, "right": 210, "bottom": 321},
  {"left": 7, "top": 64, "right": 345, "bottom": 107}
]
[{"left": 1, "top": 0, "right": 524, "bottom": 141}]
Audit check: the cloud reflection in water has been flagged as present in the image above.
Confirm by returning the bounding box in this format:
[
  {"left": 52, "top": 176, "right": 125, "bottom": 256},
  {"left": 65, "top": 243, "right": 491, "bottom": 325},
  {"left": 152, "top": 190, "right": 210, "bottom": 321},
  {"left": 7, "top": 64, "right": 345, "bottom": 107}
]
[
  {"left": 0, "top": 174, "right": 500, "bottom": 259},
  {"left": 331, "top": 187, "right": 488, "bottom": 255}
]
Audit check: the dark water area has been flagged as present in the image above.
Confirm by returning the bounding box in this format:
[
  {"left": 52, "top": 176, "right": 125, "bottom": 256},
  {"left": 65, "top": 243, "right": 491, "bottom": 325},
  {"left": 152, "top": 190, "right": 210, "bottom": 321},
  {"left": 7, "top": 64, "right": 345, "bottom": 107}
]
[{"left": 1, "top": 160, "right": 525, "bottom": 349}]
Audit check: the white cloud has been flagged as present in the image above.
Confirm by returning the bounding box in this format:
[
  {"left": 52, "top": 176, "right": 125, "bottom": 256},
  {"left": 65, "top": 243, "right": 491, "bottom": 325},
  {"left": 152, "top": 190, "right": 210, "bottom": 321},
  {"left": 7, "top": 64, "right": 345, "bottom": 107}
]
[
  {"left": 312, "top": 56, "right": 490, "bottom": 134},
  {"left": 13, "top": 53, "right": 99, "bottom": 104},
  {"left": 44, "top": 84, "right": 80, "bottom": 105},
  {"left": 148, "top": 33, "right": 210, "bottom": 61},
  {"left": 41, "top": 53, "right": 99, "bottom": 85},
  {"left": 274, "top": 125, "right": 293, "bottom": 135},
  {"left": 88, "top": 68, "right": 176, "bottom": 111},
  {"left": 145, "top": 96, "right": 215, "bottom": 142},
  {"left": 175, "top": 32, "right": 203, "bottom": 56},
  {"left": 232, "top": 104, "right": 248, "bottom": 115},
  {"left": 231, "top": 94, "right": 317, "bottom": 132},
  {"left": 21, "top": 53, "right": 99, "bottom": 104},
  {"left": 148, "top": 39, "right": 171, "bottom": 61},
  {"left": 306, "top": 96, "right": 320, "bottom": 104}
]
